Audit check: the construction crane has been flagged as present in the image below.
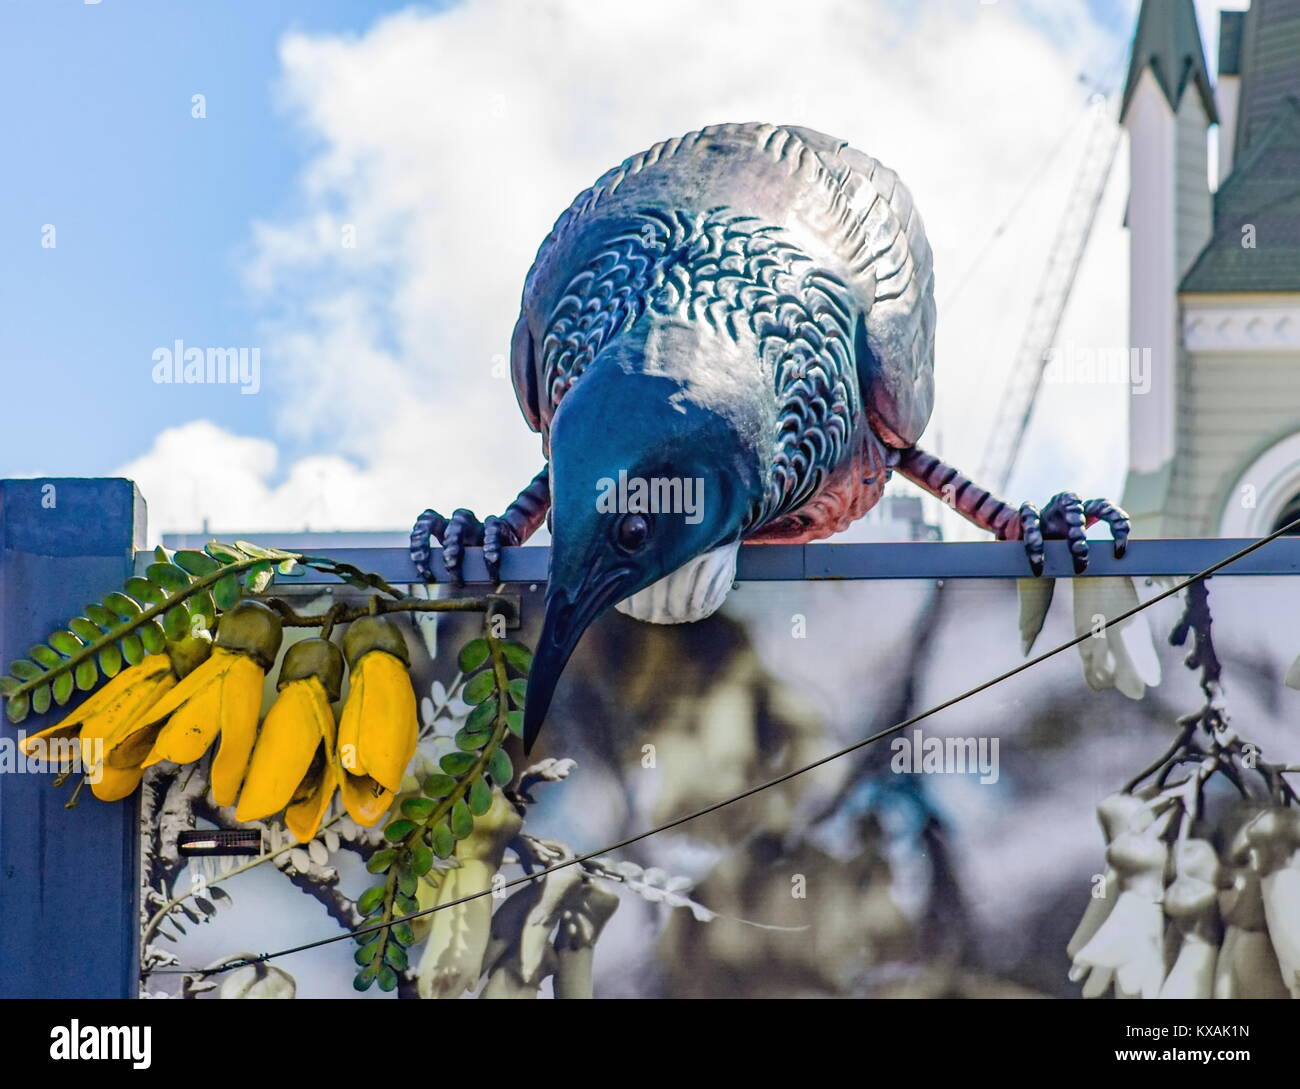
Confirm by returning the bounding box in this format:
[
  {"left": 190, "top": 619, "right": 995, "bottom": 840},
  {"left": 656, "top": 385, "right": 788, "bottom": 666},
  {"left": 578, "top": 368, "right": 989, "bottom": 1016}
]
[{"left": 978, "top": 94, "right": 1122, "bottom": 493}]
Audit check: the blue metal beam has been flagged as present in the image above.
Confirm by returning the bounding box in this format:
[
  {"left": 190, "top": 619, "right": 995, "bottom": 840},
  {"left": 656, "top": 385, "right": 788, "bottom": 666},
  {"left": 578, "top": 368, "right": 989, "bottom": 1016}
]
[{"left": 154, "top": 536, "right": 1300, "bottom": 586}]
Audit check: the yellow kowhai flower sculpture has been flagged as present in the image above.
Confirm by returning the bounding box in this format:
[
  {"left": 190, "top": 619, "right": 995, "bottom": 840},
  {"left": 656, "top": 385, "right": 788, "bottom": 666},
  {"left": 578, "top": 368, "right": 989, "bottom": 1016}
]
[
  {"left": 334, "top": 616, "right": 418, "bottom": 827},
  {"left": 237, "top": 637, "right": 344, "bottom": 843},
  {"left": 17, "top": 638, "right": 210, "bottom": 802},
  {"left": 107, "top": 600, "right": 283, "bottom": 806}
]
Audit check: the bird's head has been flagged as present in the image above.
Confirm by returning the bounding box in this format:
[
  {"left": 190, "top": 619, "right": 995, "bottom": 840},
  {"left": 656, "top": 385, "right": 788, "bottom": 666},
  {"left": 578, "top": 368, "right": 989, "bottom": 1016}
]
[{"left": 523, "top": 334, "right": 768, "bottom": 751}]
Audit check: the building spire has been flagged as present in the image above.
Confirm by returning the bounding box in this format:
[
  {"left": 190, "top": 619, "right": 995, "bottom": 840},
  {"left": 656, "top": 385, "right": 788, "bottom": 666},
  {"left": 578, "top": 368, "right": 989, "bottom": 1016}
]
[
  {"left": 1234, "top": 0, "right": 1300, "bottom": 156},
  {"left": 1120, "top": 0, "right": 1217, "bottom": 123}
]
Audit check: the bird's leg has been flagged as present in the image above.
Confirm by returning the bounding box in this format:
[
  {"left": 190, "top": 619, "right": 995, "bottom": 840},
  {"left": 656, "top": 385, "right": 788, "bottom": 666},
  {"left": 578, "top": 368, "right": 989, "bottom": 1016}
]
[
  {"left": 410, "top": 466, "right": 551, "bottom": 584},
  {"left": 895, "top": 447, "right": 1129, "bottom": 576},
  {"left": 894, "top": 447, "right": 1021, "bottom": 538}
]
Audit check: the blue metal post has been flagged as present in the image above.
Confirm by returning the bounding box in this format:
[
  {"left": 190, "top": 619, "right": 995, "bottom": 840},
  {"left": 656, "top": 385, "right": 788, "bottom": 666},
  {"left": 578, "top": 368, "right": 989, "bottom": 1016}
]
[{"left": 0, "top": 478, "right": 146, "bottom": 998}]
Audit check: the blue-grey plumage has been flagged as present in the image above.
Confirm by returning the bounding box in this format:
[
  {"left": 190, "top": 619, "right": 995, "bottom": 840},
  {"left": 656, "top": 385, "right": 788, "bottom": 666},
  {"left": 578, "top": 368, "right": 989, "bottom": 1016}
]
[
  {"left": 511, "top": 122, "right": 937, "bottom": 541},
  {"left": 408, "top": 123, "right": 1131, "bottom": 751}
]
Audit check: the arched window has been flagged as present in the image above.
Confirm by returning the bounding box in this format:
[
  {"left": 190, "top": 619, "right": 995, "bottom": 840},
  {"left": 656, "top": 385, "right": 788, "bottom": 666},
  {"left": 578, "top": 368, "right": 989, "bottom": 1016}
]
[
  {"left": 1271, "top": 493, "right": 1300, "bottom": 535},
  {"left": 1219, "top": 430, "right": 1300, "bottom": 537}
]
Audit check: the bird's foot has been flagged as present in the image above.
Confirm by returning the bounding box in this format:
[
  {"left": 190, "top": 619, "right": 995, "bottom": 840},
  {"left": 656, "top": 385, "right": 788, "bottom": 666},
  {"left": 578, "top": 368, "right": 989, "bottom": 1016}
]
[
  {"left": 409, "top": 508, "right": 520, "bottom": 584},
  {"left": 1017, "top": 493, "right": 1130, "bottom": 577}
]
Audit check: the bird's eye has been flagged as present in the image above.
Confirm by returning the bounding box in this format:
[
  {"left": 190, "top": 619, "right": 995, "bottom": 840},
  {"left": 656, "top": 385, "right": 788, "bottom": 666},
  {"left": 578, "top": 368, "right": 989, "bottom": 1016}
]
[{"left": 615, "top": 513, "right": 651, "bottom": 553}]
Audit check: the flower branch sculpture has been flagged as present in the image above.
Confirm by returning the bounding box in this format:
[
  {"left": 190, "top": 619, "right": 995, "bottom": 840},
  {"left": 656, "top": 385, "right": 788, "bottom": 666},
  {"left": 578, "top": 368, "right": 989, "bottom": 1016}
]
[
  {"left": 1068, "top": 578, "right": 1300, "bottom": 999},
  {"left": 0, "top": 540, "right": 591, "bottom": 998}
]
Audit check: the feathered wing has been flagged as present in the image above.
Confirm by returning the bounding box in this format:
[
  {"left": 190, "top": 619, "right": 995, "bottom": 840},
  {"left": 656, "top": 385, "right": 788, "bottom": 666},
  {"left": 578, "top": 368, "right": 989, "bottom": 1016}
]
[
  {"left": 509, "top": 123, "right": 935, "bottom": 454},
  {"left": 778, "top": 125, "right": 936, "bottom": 449}
]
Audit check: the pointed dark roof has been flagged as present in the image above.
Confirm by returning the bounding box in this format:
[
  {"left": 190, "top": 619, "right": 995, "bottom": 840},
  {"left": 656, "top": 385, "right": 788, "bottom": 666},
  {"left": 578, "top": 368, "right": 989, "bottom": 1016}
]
[
  {"left": 1233, "top": 0, "right": 1300, "bottom": 157},
  {"left": 1181, "top": 95, "right": 1300, "bottom": 292},
  {"left": 1219, "top": 10, "right": 1245, "bottom": 76},
  {"left": 1120, "top": 0, "right": 1218, "bottom": 123}
]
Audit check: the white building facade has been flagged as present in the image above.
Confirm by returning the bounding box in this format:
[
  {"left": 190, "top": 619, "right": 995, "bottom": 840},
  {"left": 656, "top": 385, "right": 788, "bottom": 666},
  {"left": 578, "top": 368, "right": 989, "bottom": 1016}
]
[{"left": 1121, "top": 0, "right": 1300, "bottom": 537}]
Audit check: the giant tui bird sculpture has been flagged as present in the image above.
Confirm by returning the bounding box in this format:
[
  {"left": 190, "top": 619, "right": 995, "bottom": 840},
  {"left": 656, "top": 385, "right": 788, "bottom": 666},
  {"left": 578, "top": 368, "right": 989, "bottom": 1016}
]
[{"left": 410, "top": 123, "right": 1130, "bottom": 750}]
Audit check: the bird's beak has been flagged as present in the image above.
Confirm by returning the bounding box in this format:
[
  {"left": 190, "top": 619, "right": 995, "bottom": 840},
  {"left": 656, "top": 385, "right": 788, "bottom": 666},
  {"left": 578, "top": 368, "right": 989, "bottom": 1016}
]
[{"left": 522, "top": 560, "right": 634, "bottom": 753}]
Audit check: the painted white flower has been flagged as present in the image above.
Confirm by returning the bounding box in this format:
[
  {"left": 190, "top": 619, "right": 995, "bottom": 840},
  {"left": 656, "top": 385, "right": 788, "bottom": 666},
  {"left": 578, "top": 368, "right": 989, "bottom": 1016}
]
[
  {"left": 416, "top": 788, "right": 522, "bottom": 999},
  {"left": 1245, "top": 807, "right": 1300, "bottom": 999},
  {"left": 1018, "top": 577, "right": 1161, "bottom": 699},
  {"left": 1067, "top": 793, "right": 1154, "bottom": 965},
  {"left": 1072, "top": 821, "right": 1168, "bottom": 999},
  {"left": 1158, "top": 839, "right": 1220, "bottom": 999},
  {"left": 218, "top": 961, "right": 296, "bottom": 999},
  {"left": 478, "top": 865, "right": 601, "bottom": 999},
  {"left": 1072, "top": 579, "right": 1162, "bottom": 699},
  {"left": 479, "top": 882, "right": 556, "bottom": 999},
  {"left": 552, "top": 879, "right": 622, "bottom": 1000},
  {"left": 480, "top": 868, "right": 621, "bottom": 1003},
  {"left": 1261, "top": 859, "right": 1300, "bottom": 999},
  {"left": 1214, "top": 865, "right": 1290, "bottom": 999}
]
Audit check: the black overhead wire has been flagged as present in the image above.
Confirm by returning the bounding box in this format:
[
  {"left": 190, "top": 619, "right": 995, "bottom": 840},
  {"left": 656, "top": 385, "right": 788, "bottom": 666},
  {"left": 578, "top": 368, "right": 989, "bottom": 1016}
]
[
  {"left": 190, "top": 515, "right": 1300, "bottom": 977},
  {"left": 165, "top": 35, "right": 1245, "bottom": 980}
]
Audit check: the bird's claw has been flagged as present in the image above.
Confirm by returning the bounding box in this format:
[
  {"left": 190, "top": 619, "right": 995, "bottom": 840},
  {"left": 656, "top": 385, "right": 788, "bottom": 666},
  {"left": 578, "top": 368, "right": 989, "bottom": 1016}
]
[
  {"left": 410, "top": 509, "right": 448, "bottom": 582},
  {"left": 480, "top": 515, "right": 519, "bottom": 583},
  {"left": 1017, "top": 493, "right": 1130, "bottom": 577},
  {"left": 409, "top": 508, "right": 518, "bottom": 584}
]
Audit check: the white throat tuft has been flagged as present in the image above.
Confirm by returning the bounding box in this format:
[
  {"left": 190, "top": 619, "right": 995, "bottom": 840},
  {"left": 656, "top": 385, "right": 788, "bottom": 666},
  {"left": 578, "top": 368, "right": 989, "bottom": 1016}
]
[{"left": 614, "top": 543, "right": 739, "bottom": 625}]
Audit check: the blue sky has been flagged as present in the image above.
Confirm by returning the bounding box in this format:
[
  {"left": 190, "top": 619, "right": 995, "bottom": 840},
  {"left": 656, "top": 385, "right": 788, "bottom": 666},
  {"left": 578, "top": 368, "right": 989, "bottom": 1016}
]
[
  {"left": 0, "top": 0, "right": 1241, "bottom": 537},
  {"left": 1, "top": 0, "right": 430, "bottom": 477}
]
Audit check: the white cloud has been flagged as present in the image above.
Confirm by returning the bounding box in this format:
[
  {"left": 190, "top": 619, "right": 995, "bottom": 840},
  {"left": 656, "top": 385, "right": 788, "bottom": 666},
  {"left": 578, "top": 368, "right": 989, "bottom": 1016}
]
[
  {"left": 122, "top": 0, "right": 1146, "bottom": 539},
  {"left": 117, "top": 420, "right": 402, "bottom": 533}
]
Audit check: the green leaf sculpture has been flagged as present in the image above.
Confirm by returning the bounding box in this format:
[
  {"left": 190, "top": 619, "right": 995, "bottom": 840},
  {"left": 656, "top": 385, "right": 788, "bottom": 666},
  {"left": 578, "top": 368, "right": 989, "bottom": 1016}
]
[
  {"left": 0, "top": 541, "right": 299, "bottom": 724},
  {"left": 350, "top": 623, "right": 530, "bottom": 992}
]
